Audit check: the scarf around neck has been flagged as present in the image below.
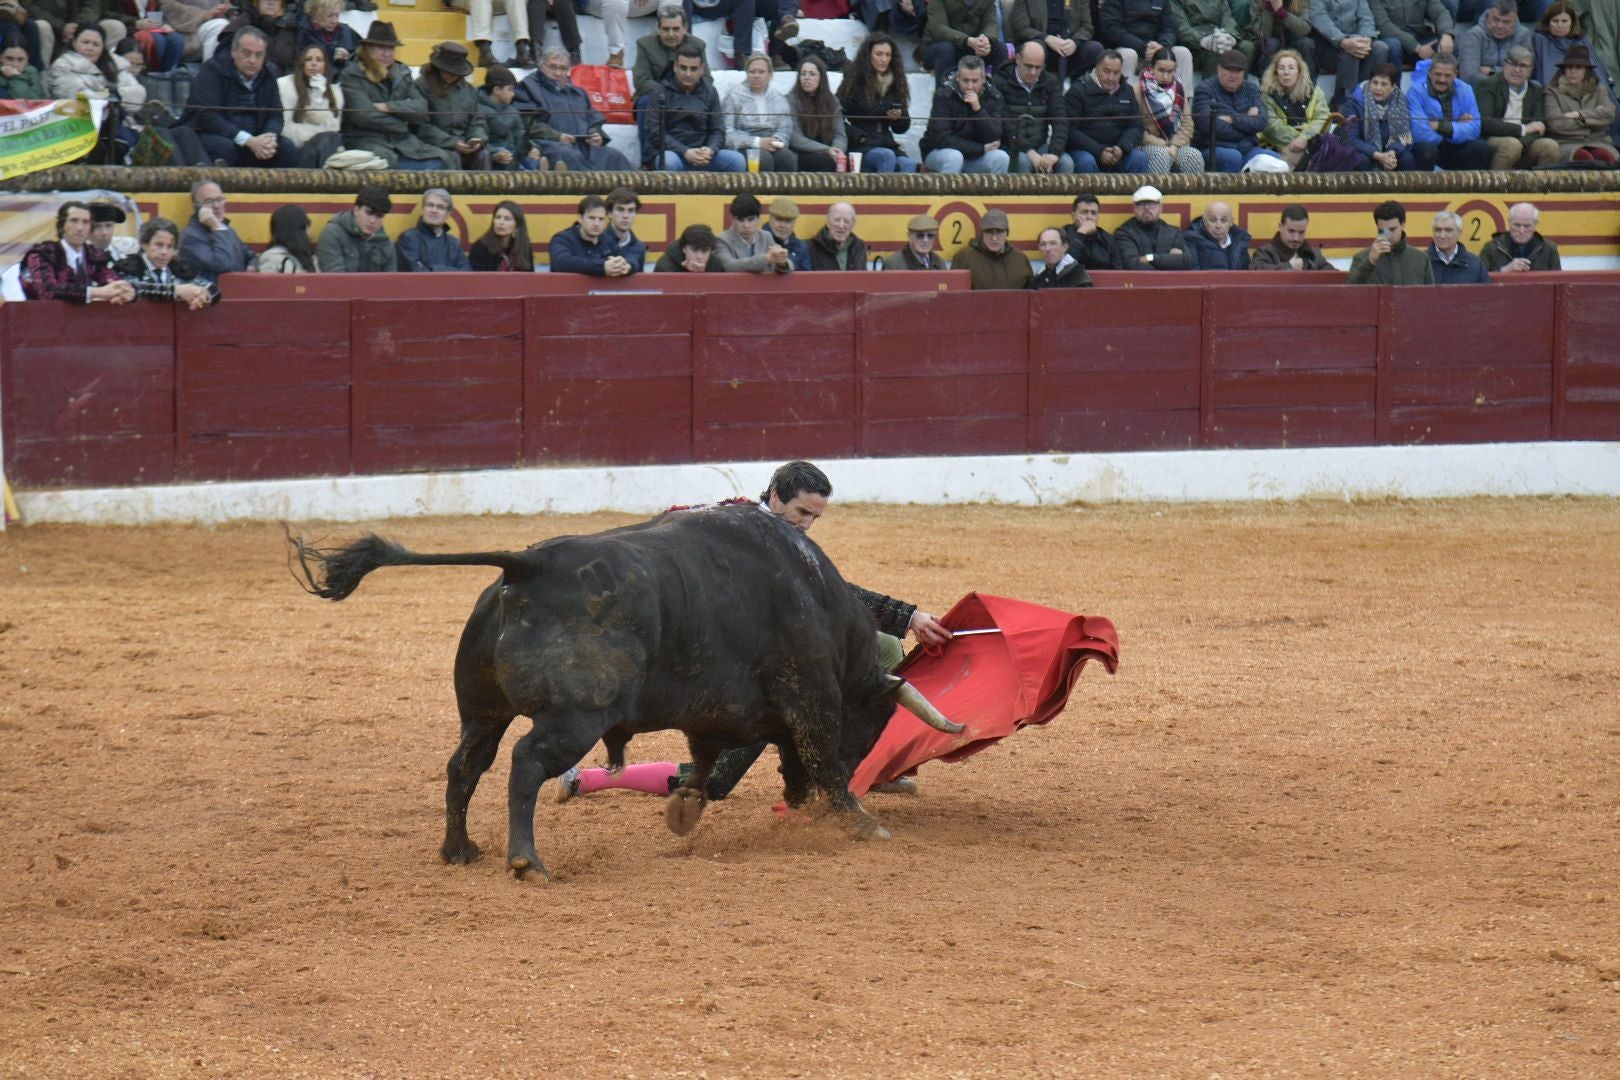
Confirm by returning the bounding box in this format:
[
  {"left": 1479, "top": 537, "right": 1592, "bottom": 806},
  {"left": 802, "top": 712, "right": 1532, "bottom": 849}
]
[
  {"left": 1359, "top": 82, "right": 1412, "bottom": 148},
  {"left": 1140, "top": 72, "right": 1183, "bottom": 140}
]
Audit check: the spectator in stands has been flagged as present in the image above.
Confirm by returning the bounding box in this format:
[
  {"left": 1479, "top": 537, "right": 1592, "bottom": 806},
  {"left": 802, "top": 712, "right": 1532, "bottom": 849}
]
[
  {"left": 518, "top": 46, "right": 635, "bottom": 170},
  {"left": 838, "top": 31, "right": 916, "bottom": 172},
  {"left": 181, "top": 26, "right": 296, "bottom": 166},
  {"left": 219, "top": 0, "right": 296, "bottom": 73},
  {"left": 447, "top": 0, "right": 533, "bottom": 70},
  {"left": 1459, "top": 0, "right": 1530, "bottom": 84},
  {"left": 181, "top": 180, "right": 258, "bottom": 274},
  {"left": 1194, "top": 49, "right": 1286, "bottom": 171},
  {"left": 681, "top": 0, "right": 793, "bottom": 77},
  {"left": 715, "top": 191, "right": 793, "bottom": 273},
  {"left": 114, "top": 216, "right": 215, "bottom": 308},
  {"left": 1007, "top": 0, "right": 1104, "bottom": 82},
  {"left": 1249, "top": 0, "right": 1315, "bottom": 76},
  {"left": 995, "top": 41, "right": 1073, "bottom": 174},
  {"left": 638, "top": 40, "right": 746, "bottom": 170},
  {"left": 1183, "top": 200, "right": 1251, "bottom": 268},
  {"left": 0, "top": 42, "right": 44, "bottom": 98},
  {"left": 1177, "top": 0, "right": 1253, "bottom": 79},
  {"left": 296, "top": 0, "right": 357, "bottom": 74},
  {"left": 654, "top": 223, "right": 723, "bottom": 271},
  {"left": 528, "top": 0, "right": 583, "bottom": 69},
  {"left": 1533, "top": 3, "right": 1609, "bottom": 86},
  {"left": 480, "top": 65, "right": 542, "bottom": 170},
  {"left": 278, "top": 44, "right": 344, "bottom": 168},
  {"left": 1310, "top": 0, "right": 1389, "bottom": 109},
  {"left": 1479, "top": 201, "right": 1561, "bottom": 270},
  {"left": 724, "top": 52, "right": 798, "bottom": 170},
  {"left": 1116, "top": 184, "right": 1194, "bottom": 269},
  {"left": 470, "top": 200, "right": 534, "bottom": 272},
  {"left": 416, "top": 42, "right": 490, "bottom": 170},
  {"left": 19, "top": 200, "right": 136, "bottom": 303},
  {"left": 1030, "top": 225, "right": 1092, "bottom": 287},
  {"left": 632, "top": 5, "right": 692, "bottom": 100},
  {"left": 922, "top": 0, "right": 999, "bottom": 88},
  {"left": 787, "top": 54, "right": 846, "bottom": 171},
  {"left": 116, "top": 6, "right": 181, "bottom": 75},
  {"left": 808, "top": 202, "right": 867, "bottom": 270},
  {"left": 1063, "top": 192, "right": 1122, "bottom": 269},
  {"left": 317, "top": 185, "right": 396, "bottom": 273},
  {"left": 1372, "top": 0, "right": 1453, "bottom": 72},
  {"left": 953, "top": 208, "right": 1032, "bottom": 289},
  {"left": 1348, "top": 199, "right": 1434, "bottom": 283},
  {"left": 1098, "top": 0, "right": 1193, "bottom": 88},
  {"left": 1065, "top": 50, "right": 1148, "bottom": 172},
  {"left": 856, "top": 0, "right": 923, "bottom": 37},
  {"left": 1544, "top": 45, "right": 1617, "bottom": 161},
  {"left": 1427, "top": 209, "right": 1491, "bottom": 282},
  {"left": 29, "top": 0, "right": 127, "bottom": 62},
  {"left": 922, "top": 54, "right": 1010, "bottom": 173},
  {"left": 1408, "top": 52, "right": 1494, "bottom": 169},
  {"left": 48, "top": 24, "right": 143, "bottom": 103},
  {"left": 1258, "top": 48, "right": 1327, "bottom": 167},
  {"left": 606, "top": 186, "right": 649, "bottom": 270},
  {"left": 764, "top": 196, "right": 811, "bottom": 270},
  {"left": 549, "top": 193, "right": 637, "bottom": 277},
  {"left": 1342, "top": 63, "right": 1416, "bottom": 169},
  {"left": 1476, "top": 45, "right": 1559, "bottom": 167},
  {"left": 259, "top": 204, "right": 316, "bottom": 273},
  {"left": 1249, "top": 204, "right": 1334, "bottom": 269},
  {"left": 598, "top": 0, "right": 659, "bottom": 69},
  {"left": 340, "top": 22, "right": 454, "bottom": 170},
  {"left": 1135, "top": 47, "right": 1204, "bottom": 174},
  {"left": 891, "top": 213, "right": 946, "bottom": 269},
  {"left": 163, "top": 0, "right": 231, "bottom": 66},
  {"left": 397, "top": 189, "right": 470, "bottom": 272}
]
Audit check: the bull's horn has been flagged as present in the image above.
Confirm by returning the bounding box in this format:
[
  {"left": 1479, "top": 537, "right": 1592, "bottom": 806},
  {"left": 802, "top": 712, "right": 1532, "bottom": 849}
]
[{"left": 890, "top": 678, "right": 964, "bottom": 734}]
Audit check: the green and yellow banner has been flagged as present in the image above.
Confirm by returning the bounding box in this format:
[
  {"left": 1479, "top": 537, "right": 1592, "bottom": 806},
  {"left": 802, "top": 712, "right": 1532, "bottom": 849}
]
[{"left": 0, "top": 98, "right": 98, "bottom": 181}]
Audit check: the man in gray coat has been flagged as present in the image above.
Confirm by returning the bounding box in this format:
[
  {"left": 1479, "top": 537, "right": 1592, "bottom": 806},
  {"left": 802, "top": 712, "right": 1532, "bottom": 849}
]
[
  {"left": 317, "top": 186, "right": 397, "bottom": 273},
  {"left": 1458, "top": 0, "right": 1531, "bottom": 85}
]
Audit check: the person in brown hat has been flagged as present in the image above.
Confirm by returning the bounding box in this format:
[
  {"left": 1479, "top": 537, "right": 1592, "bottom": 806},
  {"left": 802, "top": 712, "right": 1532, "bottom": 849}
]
[
  {"left": 951, "top": 208, "right": 1033, "bottom": 290},
  {"left": 416, "top": 41, "right": 491, "bottom": 169},
  {"left": 1544, "top": 43, "right": 1618, "bottom": 162},
  {"left": 892, "top": 213, "right": 946, "bottom": 271},
  {"left": 339, "top": 21, "right": 457, "bottom": 169},
  {"left": 764, "top": 196, "right": 810, "bottom": 271}
]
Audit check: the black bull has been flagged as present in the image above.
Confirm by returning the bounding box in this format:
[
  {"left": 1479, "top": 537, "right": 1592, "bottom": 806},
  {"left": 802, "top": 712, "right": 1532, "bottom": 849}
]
[{"left": 286, "top": 503, "right": 960, "bottom": 880}]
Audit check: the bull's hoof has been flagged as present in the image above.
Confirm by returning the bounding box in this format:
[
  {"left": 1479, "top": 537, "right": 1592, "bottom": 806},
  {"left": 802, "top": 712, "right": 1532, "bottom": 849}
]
[
  {"left": 664, "top": 786, "right": 706, "bottom": 836},
  {"left": 508, "top": 855, "right": 551, "bottom": 882},
  {"left": 441, "top": 839, "right": 482, "bottom": 865},
  {"left": 851, "top": 815, "right": 892, "bottom": 841}
]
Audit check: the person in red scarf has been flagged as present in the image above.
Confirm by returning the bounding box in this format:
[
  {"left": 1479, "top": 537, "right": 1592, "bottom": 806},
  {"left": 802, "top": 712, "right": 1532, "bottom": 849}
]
[{"left": 1133, "top": 46, "right": 1203, "bottom": 173}]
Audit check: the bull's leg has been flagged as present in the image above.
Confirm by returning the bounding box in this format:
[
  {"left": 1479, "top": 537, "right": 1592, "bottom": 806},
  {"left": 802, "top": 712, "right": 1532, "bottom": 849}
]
[
  {"left": 789, "top": 704, "right": 891, "bottom": 841},
  {"left": 442, "top": 709, "right": 517, "bottom": 864},
  {"left": 602, "top": 727, "right": 631, "bottom": 771},
  {"left": 664, "top": 736, "right": 727, "bottom": 837},
  {"left": 505, "top": 716, "right": 605, "bottom": 881},
  {"left": 776, "top": 740, "right": 814, "bottom": 809}
]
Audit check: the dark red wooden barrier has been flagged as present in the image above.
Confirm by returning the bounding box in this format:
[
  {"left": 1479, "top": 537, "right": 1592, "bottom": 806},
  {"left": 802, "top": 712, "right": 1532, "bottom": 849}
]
[
  {"left": 1557, "top": 283, "right": 1620, "bottom": 441},
  {"left": 220, "top": 270, "right": 971, "bottom": 300}
]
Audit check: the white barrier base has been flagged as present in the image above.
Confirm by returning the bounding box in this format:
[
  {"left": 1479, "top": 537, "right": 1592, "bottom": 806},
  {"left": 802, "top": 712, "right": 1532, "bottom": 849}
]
[{"left": 11, "top": 442, "right": 1618, "bottom": 526}]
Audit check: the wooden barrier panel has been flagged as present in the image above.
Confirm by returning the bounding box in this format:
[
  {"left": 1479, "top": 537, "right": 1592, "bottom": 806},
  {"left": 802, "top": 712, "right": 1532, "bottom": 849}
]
[
  {"left": 692, "top": 293, "right": 857, "bottom": 462},
  {"left": 858, "top": 291, "right": 1032, "bottom": 456},
  {"left": 1029, "top": 289, "right": 1201, "bottom": 452},
  {"left": 1385, "top": 285, "right": 1554, "bottom": 444},
  {"left": 1559, "top": 283, "right": 1620, "bottom": 440},
  {"left": 220, "top": 269, "right": 971, "bottom": 300},
  {"left": 1, "top": 303, "right": 175, "bottom": 487},
  {"left": 1203, "top": 285, "right": 1380, "bottom": 447},
  {"left": 175, "top": 300, "right": 351, "bottom": 481},
  {"left": 351, "top": 299, "right": 526, "bottom": 473},
  {"left": 525, "top": 294, "right": 694, "bottom": 465}
]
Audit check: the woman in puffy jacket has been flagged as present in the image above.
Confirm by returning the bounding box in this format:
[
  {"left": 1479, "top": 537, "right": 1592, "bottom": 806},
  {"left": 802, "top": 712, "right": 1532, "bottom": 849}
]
[
  {"left": 1543, "top": 45, "right": 1617, "bottom": 163},
  {"left": 48, "top": 24, "right": 145, "bottom": 105},
  {"left": 1258, "top": 48, "right": 1328, "bottom": 167}
]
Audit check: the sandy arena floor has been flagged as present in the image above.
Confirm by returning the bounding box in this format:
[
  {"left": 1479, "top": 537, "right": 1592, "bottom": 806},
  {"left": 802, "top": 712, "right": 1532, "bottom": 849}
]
[{"left": 1, "top": 498, "right": 1617, "bottom": 1078}]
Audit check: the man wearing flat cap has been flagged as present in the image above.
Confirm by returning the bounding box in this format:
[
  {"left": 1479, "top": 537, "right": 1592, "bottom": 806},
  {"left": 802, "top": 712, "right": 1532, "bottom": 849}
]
[
  {"left": 415, "top": 42, "right": 491, "bottom": 170},
  {"left": 1115, "top": 184, "right": 1194, "bottom": 270},
  {"left": 1192, "top": 48, "right": 1286, "bottom": 172},
  {"left": 764, "top": 197, "right": 811, "bottom": 271},
  {"left": 891, "top": 214, "right": 947, "bottom": 270},
  {"left": 952, "top": 208, "right": 1033, "bottom": 289},
  {"left": 317, "top": 185, "right": 397, "bottom": 273}
]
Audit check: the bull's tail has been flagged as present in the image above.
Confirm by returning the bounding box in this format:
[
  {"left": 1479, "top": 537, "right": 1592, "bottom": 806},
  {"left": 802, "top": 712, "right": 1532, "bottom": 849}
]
[{"left": 283, "top": 524, "right": 536, "bottom": 602}]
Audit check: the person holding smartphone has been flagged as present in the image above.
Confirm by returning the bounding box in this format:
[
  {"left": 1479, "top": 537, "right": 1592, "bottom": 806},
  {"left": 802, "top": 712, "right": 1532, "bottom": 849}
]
[
  {"left": 415, "top": 42, "right": 491, "bottom": 169},
  {"left": 1347, "top": 198, "right": 1434, "bottom": 284}
]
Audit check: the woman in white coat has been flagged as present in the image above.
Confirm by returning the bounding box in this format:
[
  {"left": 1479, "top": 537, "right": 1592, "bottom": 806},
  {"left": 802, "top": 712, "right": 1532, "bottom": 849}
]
[
  {"left": 48, "top": 24, "right": 146, "bottom": 105},
  {"left": 278, "top": 43, "right": 345, "bottom": 167}
]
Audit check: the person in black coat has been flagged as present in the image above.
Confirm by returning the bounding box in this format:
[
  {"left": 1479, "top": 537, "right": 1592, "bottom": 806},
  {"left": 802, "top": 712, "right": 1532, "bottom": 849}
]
[
  {"left": 1031, "top": 227, "right": 1095, "bottom": 287},
  {"left": 1427, "top": 209, "right": 1491, "bottom": 283},
  {"left": 1064, "top": 51, "right": 1149, "bottom": 172},
  {"left": 181, "top": 27, "right": 298, "bottom": 166},
  {"left": 1062, "top": 192, "right": 1122, "bottom": 269}
]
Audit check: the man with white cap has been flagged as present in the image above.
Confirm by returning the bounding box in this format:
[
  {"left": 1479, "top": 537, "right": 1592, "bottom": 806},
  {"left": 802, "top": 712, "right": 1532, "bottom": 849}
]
[{"left": 1114, "top": 184, "right": 1193, "bottom": 269}]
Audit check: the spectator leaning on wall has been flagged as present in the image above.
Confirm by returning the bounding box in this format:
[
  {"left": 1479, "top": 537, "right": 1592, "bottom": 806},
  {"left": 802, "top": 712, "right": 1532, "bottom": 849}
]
[{"left": 317, "top": 185, "right": 396, "bottom": 272}]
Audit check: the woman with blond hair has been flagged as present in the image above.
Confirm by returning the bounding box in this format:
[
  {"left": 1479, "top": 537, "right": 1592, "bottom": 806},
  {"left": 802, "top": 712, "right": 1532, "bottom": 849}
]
[
  {"left": 338, "top": 21, "right": 454, "bottom": 169},
  {"left": 1544, "top": 46, "right": 1618, "bottom": 163},
  {"left": 1258, "top": 47, "right": 1328, "bottom": 167},
  {"left": 722, "top": 52, "right": 798, "bottom": 171}
]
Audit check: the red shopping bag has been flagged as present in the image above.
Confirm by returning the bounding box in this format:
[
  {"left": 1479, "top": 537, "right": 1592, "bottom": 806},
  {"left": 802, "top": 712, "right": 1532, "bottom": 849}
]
[{"left": 572, "top": 64, "right": 634, "bottom": 124}]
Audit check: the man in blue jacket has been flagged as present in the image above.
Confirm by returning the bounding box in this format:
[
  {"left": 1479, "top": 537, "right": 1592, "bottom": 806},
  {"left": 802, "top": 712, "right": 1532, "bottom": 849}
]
[
  {"left": 606, "top": 187, "right": 649, "bottom": 272},
  {"left": 1182, "top": 200, "right": 1252, "bottom": 269},
  {"left": 765, "top": 196, "right": 813, "bottom": 272},
  {"left": 636, "top": 41, "right": 745, "bottom": 171},
  {"left": 396, "top": 189, "right": 471, "bottom": 272},
  {"left": 1191, "top": 49, "right": 1284, "bottom": 171},
  {"left": 549, "top": 194, "right": 638, "bottom": 276},
  {"left": 1407, "top": 53, "right": 1493, "bottom": 169},
  {"left": 516, "top": 47, "right": 634, "bottom": 171},
  {"left": 180, "top": 27, "right": 297, "bottom": 167},
  {"left": 1426, "top": 210, "right": 1490, "bottom": 283}
]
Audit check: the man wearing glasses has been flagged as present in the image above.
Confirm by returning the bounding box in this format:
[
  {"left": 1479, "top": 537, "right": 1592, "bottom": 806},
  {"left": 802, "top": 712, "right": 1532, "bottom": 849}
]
[
  {"left": 179, "top": 181, "right": 260, "bottom": 276},
  {"left": 994, "top": 41, "right": 1075, "bottom": 174},
  {"left": 515, "top": 46, "right": 634, "bottom": 171},
  {"left": 893, "top": 214, "right": 947, "bottom": 270},
  {"left": 1475, "top": 45, "right": 1560, "bottom": 169},
  {"left": 397, "top": 189, "right": 471, "bottom": 272}
]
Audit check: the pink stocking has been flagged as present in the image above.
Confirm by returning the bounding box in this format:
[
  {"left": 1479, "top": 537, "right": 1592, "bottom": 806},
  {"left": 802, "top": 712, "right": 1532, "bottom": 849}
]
[{"left": 576, "top": 762, "right": 680, "bottom": 796}]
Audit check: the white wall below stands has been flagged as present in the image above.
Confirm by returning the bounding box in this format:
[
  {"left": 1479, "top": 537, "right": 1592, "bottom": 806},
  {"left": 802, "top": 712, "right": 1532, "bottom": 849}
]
[{"left": 10, "top": 442, "right": 1619, "bottom": 527}]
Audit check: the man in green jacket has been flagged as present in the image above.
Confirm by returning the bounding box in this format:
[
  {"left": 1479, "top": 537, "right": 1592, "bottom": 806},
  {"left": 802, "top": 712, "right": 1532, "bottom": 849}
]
[
  {"left": 1479, "top": 201, "right": 1562, "bottom": 272},
  {"left": 1174, "top": 0, "right": 1252, "bottom": 77},
  {"left": 953, "top": 208, "right": 1034, "bottom": 289},
  {"left": 316, "top": 185, "right": 397, "bottom": 273},
  {"left": 631, "top": 5, "right": 694, "bottom": 100},
  {"left": 1348, "top": 199, "right": 1435, "bottom": 284},
  {"left": 922, "top": 0, "right": 999, "bottom": 87}
]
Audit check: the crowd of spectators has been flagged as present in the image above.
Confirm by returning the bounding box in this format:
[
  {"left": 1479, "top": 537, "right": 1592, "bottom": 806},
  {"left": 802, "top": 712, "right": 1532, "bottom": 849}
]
[
  {"left": 17, "top": 180, "right": 1569, "bottom": 303},
  {"left": 5, "top": 0, "right": 1617, "bottom": 173}
]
